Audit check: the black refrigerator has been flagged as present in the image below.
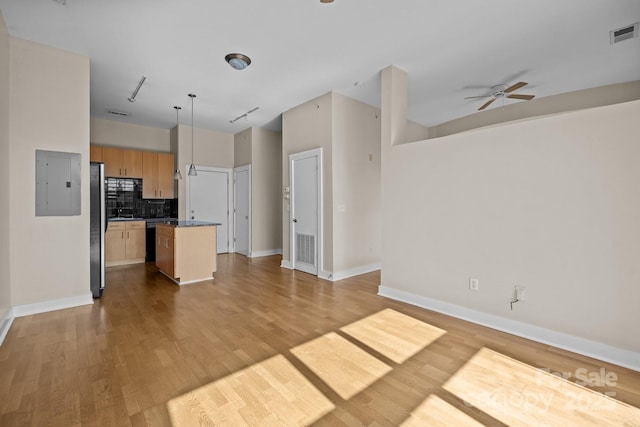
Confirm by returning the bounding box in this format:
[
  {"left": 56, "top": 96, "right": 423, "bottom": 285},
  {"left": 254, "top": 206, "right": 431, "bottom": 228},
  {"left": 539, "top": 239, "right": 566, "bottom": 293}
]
[{"left": 89, "top": 162, "right": 106, "bottom": 298}]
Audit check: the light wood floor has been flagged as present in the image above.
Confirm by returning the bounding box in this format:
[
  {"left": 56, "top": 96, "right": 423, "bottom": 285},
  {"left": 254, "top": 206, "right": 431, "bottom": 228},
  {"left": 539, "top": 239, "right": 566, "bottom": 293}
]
[{"left": 1, "top": 254, "right": 639, "bottom": 426}]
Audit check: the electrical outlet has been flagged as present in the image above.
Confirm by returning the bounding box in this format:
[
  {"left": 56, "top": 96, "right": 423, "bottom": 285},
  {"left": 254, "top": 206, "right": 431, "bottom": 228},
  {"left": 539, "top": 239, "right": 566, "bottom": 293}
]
[
  {"left": 469, "top": 278, "right": 479, "bottom": 291},
  {"left": 515, "top": 286, "right": 526, "bottom": 301}
]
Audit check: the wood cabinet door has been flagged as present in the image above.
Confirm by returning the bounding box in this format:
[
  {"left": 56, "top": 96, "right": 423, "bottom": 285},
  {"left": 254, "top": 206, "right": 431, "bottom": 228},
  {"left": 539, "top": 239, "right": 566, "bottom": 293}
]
[
  {"left": 125, "top": 228, "right": 146, "bottom": 259},
  {"left": 123, "top": 149, "right": 143, "bottom": 178},
  {"left": 90, "top": 145, "right": 103, "bottom": 162},
  {"left": 105, "top": 227, "right": 126, "bottom": 263},
  {"left": 157, "top": 153, "right": 174, "bottom": 199},
  {"left": 102, "top": 147, "right": 124, "bottom": 177},
  {"left": 142, "top": 151, "right": 159, "bottom": 199}
]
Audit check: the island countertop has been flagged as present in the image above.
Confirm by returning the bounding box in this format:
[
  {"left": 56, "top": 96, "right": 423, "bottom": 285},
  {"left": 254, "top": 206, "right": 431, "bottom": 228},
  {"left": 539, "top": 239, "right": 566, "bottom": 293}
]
[{"left": 158, "top": 220, "right": 221, "bottom": 228}]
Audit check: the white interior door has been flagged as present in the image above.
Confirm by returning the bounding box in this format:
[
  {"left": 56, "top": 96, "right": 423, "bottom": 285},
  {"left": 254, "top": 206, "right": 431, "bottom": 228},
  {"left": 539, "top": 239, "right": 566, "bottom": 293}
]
[
  {"left": 187, "top": 167, "right": 231, "bottom": 254},
  {"left": 234, "top": 166, "right": 250, "bottom": 256},
  {"left": 290, "top": 149, "right": 322, "bottom": 275}
]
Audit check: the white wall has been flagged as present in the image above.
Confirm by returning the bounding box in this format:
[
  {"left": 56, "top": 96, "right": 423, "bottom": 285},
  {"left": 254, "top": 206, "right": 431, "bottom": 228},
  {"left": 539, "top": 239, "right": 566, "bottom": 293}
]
[
  {"left": 9, "top": 38, "right": 91, "bottom": 306},
  {"left": 251, "top": 127, "right": 282, "bottom": 254},
  {"left": 234, "top": 128, "right": 252, "bottom": 168},
  {"left": 90, "top": 118, "right": 171, "bottom": 152},
  {"left": 381, "top": 99, "right": 640, "bottom": 355},
  {"left": 0, "top": 11, "right": 11, "bottom": 322},
  {"left": 282, "top": 92, "right": 334, "bottom": 272},
  {"left": 332, "top": 94, "right": 381, "bottom": 275},
  {"left": 176, "top": 124, "right": 234, "bottom": 219}
]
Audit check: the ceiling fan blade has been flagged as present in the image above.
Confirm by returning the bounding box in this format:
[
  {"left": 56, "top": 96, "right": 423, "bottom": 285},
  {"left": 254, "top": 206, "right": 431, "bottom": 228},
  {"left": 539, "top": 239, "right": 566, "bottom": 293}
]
[
  {"left": 504, "top": 81, "right": 528, "bottom": 93},
  {"left": 507, "top": 94, "right": 535, "bottom": 100},
  {"left": 464, "top": 95, "right": 491, "bottom": 99},
  {"left": 478, "top": 98, "right": 495, "bottom": 110}
]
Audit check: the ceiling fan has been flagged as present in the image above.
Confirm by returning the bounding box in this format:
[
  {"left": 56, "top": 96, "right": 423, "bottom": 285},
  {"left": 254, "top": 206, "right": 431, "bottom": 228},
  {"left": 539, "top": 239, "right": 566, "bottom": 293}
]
[{"left": 465, "top": 81, "right": 535, "bottom": 111}]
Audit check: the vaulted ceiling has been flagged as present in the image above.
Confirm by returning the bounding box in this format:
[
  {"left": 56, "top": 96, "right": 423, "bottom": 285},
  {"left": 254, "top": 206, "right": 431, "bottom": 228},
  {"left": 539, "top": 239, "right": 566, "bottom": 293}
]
[{"left": 1, "top": 0, "right": 639, "bottom": 133}]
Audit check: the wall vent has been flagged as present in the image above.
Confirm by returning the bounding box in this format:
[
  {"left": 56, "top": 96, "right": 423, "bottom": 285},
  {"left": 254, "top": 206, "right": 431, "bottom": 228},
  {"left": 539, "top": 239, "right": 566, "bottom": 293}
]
[
  {"left": 295, "top": 233, "right": 316, "bottom": 266},
  {"left": 610, "top": 23, "right": 638, "bottom": 44}
]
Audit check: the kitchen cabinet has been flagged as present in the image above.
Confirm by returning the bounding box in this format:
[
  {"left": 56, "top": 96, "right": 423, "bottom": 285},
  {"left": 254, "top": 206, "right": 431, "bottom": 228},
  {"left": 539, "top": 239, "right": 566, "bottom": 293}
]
[
  {"left": 143, "top": 151, "right": 174, "bottom": 199},
  {"left": 156, "top": 224, "right": 175, "bottom": 277},
  {"left": 106, "top": 221, "right": 146, "bottom": 267},
  {"left": 90, "top": 145, "right": 102, "bottom": 162},
  {"left": 102, "top": 147, "right": 143, "bottom": 178},
  {"left": 156, "top": 222, "right": 217, "bottom": 285}
]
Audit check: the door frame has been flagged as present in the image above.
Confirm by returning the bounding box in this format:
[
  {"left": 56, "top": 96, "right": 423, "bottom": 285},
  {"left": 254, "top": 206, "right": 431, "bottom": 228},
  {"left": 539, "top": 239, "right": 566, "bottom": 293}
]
[
  {"left": 289, "top": 148, "right": 323, "bottom": 276},
  {"left": 185, "top": 165, "right": 234, "bottom": 253},
  {"left": 233, "top": 165, "right": 251, "bottom": 257}
]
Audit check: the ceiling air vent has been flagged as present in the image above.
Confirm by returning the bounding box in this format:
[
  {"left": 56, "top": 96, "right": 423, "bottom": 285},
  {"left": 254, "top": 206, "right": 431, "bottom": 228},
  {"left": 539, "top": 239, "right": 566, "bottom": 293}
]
[
  {"left": 108, "top": 110, "right": 129, "bottom": 117},
  {"left": 610, "top": 22, "right": 638, "bottom": 44}
]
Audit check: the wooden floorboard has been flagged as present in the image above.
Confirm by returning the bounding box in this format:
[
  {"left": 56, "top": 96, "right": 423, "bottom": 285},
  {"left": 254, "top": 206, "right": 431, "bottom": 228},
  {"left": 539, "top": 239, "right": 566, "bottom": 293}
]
[{"left": 0, "top": 254, "right": 639, "bottom": 426}]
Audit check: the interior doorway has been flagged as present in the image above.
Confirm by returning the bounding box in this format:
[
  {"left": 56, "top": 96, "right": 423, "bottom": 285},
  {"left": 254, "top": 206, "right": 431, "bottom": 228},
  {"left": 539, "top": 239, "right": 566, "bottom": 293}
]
[
  {"left": 289, "top": 148, "right": 322, "bottom": 275},
  {"left": 234, "top": 165, "right": 251, "bottom": 256},
  {"left": 186, "top": 166, "right": 232, "bottom": 254}
]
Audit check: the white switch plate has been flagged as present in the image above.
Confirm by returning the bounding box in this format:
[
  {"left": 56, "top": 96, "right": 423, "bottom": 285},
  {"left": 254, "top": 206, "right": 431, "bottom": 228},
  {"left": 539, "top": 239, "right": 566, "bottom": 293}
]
[
  {"left": 469, "top": 278, "right": 479, "bottom": 291},
  {"left": 515, "top": 286, "right": 526, "bottom": 301}
]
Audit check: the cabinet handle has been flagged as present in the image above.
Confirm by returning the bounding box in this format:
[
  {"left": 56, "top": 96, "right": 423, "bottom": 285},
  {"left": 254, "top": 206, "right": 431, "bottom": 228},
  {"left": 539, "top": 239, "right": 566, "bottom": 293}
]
[
  {"left": 119, "top": 168, "right": 122, "bottom": 176},
  {"left": 124, "top": 168, "right": 127, "bottom": 176},
  {"left": 159, "top": 190, "right": 162, "bottom": 197},
  {"left": 121, "top": 231, "right": 124, "bottom": 239},
  {"left": 127, "top": 231, "right": 129, "bottom": 239}
]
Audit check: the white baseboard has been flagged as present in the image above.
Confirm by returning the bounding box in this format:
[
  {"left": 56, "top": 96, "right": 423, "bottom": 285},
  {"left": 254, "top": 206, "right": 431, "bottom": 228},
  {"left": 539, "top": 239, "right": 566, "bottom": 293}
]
[
  {"left": 280, "top": 260, "right": 292, "bottom": 269},
  {"left": 378, "top": 285, "right": 640, "bottom": 372},
  {"left": 250, "top": 249, "right": 283, "bottom": 258},
  {"left": 332, "top": 263, "right": 380, "bottom": 281},
  {"left": 318, "top": 270, "right": 332, "bottom": 281},
  {"left": 0, "top": 308, "right": 14, "bottom": 348},
  {"left": 12, "top": 293, "right": 94, "bottom": 318}
]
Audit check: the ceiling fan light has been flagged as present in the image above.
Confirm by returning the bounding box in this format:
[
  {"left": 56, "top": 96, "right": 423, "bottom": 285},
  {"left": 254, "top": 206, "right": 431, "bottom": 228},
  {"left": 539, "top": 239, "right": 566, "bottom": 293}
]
[{"left": 225, "top": 53, "right": 251, "bottom": 70}]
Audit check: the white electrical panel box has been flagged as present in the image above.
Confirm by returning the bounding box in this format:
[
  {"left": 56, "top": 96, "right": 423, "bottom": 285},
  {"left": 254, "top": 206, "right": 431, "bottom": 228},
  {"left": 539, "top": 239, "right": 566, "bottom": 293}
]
[{"left": 36, "top": 150, "right": 81, "bottom": 216}]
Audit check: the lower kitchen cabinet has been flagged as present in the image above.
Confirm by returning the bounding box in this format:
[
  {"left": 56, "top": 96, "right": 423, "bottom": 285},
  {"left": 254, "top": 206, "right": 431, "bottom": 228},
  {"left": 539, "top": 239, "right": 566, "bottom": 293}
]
[
  {"left": 156, "top": 224, "right": 175, "bottom": 277},
  {"left": 156, "top": 223, "right": 217, "bottom": 285},
  {"left": 106, "top": 221, "right": 146, "bottom": 267}
]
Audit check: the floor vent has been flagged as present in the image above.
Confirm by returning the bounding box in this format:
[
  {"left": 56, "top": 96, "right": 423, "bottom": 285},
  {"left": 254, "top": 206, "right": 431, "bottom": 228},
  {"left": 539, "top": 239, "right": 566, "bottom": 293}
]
[
  {"left": 610, "top": 23, "right": 638, "bottom": 44},
  {"left": 295, "top": 233, "right": 315, "bottom": 266}
]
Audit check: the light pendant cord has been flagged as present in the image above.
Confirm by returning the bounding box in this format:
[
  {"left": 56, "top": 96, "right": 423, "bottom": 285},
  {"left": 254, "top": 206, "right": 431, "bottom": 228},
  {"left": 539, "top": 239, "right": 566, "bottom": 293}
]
[
  {"left": 173, "top": 106, "right": 182, "bottom": 180},
  {"left": 188, "top": 94, "right": 197, "bottom": 176}
]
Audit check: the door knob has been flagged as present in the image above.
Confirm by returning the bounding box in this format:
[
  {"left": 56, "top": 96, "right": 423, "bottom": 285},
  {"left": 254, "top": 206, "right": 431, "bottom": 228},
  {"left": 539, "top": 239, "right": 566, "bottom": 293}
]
[
  {"left": 245, "top": 216, "right": 248, "bottom": 220},
  {"left": 191, "top": 216, "right": 195, "bottom": 220},
  {"left": 293, "top": 219, "right": 297, "bottom": 223}
]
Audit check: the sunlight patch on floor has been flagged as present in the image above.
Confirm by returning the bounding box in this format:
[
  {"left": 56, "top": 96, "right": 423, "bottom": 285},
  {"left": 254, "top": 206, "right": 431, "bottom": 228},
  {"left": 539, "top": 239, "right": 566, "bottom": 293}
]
[
  {"left": 443, "top": 347, "right": 640, "bottom": 426},
  {"left": 400, "top": 395, "right": 484, "bottom": 427},
  {"left": 167, "top": 354, "right": 334, "bottom": 426},
  {"left": 290, "top": 332, "right": 393, "bottom": 400},
  {"left": 340, "top": 308, "right": 446, "bottom": 364}
]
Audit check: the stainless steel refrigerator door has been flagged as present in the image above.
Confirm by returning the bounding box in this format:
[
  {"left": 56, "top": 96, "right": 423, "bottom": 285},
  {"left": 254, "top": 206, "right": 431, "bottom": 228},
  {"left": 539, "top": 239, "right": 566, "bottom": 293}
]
[{"left": 89, "top": 162, "right": 105, "bottom": 297}]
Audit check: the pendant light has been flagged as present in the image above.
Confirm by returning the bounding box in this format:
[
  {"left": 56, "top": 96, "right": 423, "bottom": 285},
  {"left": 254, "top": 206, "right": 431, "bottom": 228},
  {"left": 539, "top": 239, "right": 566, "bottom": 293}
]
[
  {"left": 173, "top": 106, "right": 183, "bottom": 180},
  {"left": 188, "top": 93, "right": 197, "bottom": 177}
]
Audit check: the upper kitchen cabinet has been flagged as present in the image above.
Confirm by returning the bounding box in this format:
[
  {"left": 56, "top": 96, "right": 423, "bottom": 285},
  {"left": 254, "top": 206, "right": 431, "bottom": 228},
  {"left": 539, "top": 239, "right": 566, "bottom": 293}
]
[
  {"left": 143, "top": 151, "right": 174, "bottom": 199},
  {"left": 90, "top": 145, "right": 103, "bottom": 162},
  {"left": 102, "top": 147, "right": 143, "bottom": 178}
]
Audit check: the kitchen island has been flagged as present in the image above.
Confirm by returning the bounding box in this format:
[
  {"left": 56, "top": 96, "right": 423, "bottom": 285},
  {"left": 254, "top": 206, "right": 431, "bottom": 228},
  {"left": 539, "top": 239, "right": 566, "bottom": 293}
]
[{"left": 155, "top": 221, "right": 220, "bottom": 285}]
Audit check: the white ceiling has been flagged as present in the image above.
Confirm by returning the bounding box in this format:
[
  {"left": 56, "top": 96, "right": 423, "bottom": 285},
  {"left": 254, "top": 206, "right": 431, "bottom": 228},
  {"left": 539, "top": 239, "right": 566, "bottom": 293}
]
[{"left": 1, "top": 0, "right": 639, "bottom": 134}]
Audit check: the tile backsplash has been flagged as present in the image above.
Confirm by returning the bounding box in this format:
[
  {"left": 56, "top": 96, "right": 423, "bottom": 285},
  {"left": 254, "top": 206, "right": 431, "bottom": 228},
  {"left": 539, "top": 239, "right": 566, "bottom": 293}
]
[{"left": 106, "top": 178, "right": 177, "bottom": 219}]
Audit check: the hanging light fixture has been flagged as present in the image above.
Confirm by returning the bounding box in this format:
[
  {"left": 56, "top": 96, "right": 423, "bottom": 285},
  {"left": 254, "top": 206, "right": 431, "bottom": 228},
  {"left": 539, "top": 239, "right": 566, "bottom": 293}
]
[
  {"left": 173, "top": 106, "right": 183, "bottom": 180},
  {"left": 188, "top": 94, "right": 197, "bottom": 177}
]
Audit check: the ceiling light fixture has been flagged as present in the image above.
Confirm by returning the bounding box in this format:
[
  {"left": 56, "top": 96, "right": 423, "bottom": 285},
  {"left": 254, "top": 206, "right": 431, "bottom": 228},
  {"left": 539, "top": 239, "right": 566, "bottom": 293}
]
[
  {"left": 320, "top": 0, "right": 334, "bottom": 3},
  {"left": 173, "top": 106, "right": 183, "bottom": 180},
  {"left": 225, "top": 53, "right": 251, "bottom": 70},
  {"left": 188, "top": 94, "right": 197, "bottom": 177},
  {"left": 128, "top": 75, "right": 147, "bottom": 102}
]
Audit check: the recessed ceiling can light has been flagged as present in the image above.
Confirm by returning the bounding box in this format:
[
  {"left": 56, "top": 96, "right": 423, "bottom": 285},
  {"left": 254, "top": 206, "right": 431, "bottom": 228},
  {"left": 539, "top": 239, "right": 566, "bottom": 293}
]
[
  {"left": 225, "top": 53, "right": 251, "bottom": 70},
  {"left": 320, "top": 0, "right": 334, "bottom": 3}
]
